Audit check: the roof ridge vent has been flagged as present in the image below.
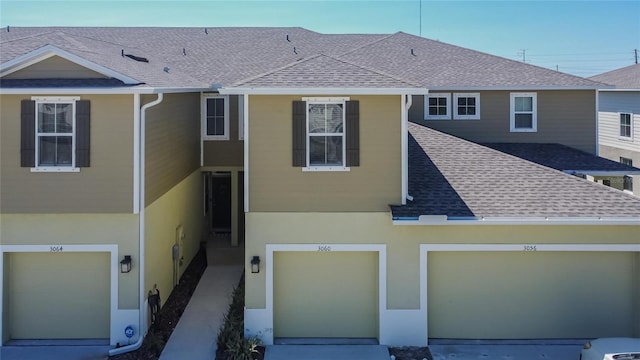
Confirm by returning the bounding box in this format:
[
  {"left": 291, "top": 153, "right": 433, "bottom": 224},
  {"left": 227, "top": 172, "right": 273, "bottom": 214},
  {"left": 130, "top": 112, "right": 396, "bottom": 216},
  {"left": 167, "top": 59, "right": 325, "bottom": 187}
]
[{"left": 286, "top": 34, "right": 290, "bottom": 42}]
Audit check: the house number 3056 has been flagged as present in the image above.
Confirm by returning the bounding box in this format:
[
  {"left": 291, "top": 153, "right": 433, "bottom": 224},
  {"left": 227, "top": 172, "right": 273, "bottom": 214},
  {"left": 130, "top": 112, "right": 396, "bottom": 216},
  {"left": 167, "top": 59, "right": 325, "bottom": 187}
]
[
  {"left": 50, "top": 246, "right": 64, "bottom": 252},
  {"left": 317, "top": 246, "right": 332, "bottom": 252}
]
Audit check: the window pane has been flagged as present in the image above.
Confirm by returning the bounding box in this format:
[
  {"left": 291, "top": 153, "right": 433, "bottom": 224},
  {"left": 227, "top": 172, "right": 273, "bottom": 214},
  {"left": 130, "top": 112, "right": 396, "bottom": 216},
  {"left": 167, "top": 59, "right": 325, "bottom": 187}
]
[
  {"left": 326, "top": 104, "right": 343, "bottom": 134},
  {"left": 308, "top": 104, "right": 326, "bottom": 133},
  {"left": 38, "top": 103, "right": 56, "bottom": 133},
  {"left": 429, "top": 107, "right": 438, "bottom": 116},
  {"left": 515, "top": 97, "right": 532, "bottom": 112},
  {"left": 458, "top": 107, "right": 467, "bottom": 115},
  {"left": 458, "top": 98, "right": 466, "bottom": 106},
  {"left": 514, "top": 114, "right": 533, "bottom": 128},
  {"left": 206, "top": 98, "right": 225, "bottom": 136},
  {"left": 467, "top": 107, "right": 476, "bottom": 115},
  {"left": 38, "top": 136, "right": 72, "bottom": 166},
  {"left": 309, "top": 135, "right": 343, "bottom": 166},
  {"left": 428, "top": 98, "right": 438, "bottom": 106},
  {"left": 467, "top": 97, "right": 475, "bottom": 106},
  {"left": 56, "top": 104, "right": 73, "bottom": 133}
]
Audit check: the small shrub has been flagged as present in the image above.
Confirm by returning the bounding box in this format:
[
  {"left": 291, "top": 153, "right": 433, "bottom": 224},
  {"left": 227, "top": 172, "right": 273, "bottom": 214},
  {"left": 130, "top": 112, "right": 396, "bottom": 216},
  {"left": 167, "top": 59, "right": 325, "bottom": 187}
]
[{"left": 224, "top": 334, "right": 261, "bottom": 360}]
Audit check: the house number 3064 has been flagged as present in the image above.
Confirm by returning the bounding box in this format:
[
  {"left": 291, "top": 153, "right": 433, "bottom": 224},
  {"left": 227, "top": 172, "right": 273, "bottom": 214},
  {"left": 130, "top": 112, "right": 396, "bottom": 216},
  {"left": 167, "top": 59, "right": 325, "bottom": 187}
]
[
  {"left": 317, "top": 246, "right": 332, "bottom": 252},
  {"left": 50, "top": 246, "right": 64, "bottom": 252}
]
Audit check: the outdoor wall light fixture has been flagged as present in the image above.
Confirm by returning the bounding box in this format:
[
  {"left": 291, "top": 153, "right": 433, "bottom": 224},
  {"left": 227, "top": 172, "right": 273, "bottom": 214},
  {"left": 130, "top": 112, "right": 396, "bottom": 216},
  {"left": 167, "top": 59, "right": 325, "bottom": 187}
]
[
  {"left": 250, "top": 256, "right": 261, "bottom": 274},
  {"left": 120, "top": 255, "right": 132, "bottom": 273}
]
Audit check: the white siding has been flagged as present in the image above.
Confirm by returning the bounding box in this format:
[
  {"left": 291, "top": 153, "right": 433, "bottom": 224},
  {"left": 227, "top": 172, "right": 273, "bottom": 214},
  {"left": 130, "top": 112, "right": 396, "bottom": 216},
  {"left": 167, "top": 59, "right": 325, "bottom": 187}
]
[{"left": 598, "top": 91, "right": 640, "bottom": 153}]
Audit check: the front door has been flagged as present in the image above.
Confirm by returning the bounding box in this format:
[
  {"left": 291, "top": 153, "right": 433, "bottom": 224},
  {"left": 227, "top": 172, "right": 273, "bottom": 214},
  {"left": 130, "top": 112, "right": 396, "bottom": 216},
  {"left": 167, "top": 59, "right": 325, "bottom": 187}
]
[{"left": 205, "top": 172, "right": 232, "bottom": 234}]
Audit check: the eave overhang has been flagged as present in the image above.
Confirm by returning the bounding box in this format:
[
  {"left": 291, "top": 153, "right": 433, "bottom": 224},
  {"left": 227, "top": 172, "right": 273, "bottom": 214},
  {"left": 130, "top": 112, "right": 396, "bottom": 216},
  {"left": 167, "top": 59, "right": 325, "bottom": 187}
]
[
  {"left": 391, "top": 214, "right": 640, "bottom": 226},
  {"left": 218, "top": 87, "right": 430, "bottom": 95}
]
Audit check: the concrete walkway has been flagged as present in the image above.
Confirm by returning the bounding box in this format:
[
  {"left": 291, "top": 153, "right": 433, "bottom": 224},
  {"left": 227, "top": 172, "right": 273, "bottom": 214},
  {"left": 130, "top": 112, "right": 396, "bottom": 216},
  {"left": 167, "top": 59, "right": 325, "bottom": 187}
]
[
  {"left": 265, "top": 345, "right": 390, "bottom": 360},
  {"left": 159, "top": 264, "right": 244, "bottom": 360},
  {"left": 429, "top": 341, "right": 585, "bottom": 360}
]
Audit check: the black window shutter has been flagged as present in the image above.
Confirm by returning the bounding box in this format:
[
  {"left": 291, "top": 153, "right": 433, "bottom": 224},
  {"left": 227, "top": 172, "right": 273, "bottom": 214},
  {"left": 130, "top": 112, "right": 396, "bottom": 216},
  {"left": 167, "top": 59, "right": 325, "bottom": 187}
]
[
  {"left": 20, "top": 100, "right": 36, "bottom": 167},
  {"left": 75, "top": 100, "right": 91, "bottom": 167},
  {"left": 292, "top": 101, "right": 306, "bottom": 167},
  {"left": 345, "top": 100, "right": 360, "bottom": 167}
]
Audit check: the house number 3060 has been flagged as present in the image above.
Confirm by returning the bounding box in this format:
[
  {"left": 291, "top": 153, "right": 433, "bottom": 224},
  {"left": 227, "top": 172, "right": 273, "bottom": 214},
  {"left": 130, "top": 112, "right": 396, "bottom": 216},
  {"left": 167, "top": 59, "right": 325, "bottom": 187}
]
[
  {"left": 50, "top": 246, "right": 64, "bottom": 252},
  {"left": 317, "top": 246, "right": 332, "bottom": 252}
]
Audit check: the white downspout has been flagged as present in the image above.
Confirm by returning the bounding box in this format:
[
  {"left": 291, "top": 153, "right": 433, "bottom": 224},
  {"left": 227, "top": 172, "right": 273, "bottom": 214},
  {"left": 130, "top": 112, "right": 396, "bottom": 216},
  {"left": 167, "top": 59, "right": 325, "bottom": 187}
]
[
  {"left": 402, "top": 94, "right": 414, "bottom": 204},
  {"left": 110, "top": 93, "right": 164, "bottom": 356}
]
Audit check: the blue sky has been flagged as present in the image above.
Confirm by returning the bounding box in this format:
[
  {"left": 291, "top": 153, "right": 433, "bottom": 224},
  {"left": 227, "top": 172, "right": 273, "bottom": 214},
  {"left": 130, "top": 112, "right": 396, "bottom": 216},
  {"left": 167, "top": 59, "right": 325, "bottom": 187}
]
[{"left": 0, "top": 0, "right": 638, "bottom": 77}]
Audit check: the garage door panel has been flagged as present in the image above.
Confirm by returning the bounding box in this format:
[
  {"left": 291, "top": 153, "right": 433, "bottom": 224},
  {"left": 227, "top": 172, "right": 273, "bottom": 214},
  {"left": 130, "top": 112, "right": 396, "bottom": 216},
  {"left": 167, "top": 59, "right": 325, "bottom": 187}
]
[
  {"left": 428, "top": 252, "right": 634, "bottom": 339},
  {"left": 9, "top": 252, "right": 110, "bottom": 339},
  {"left": 274, "top": 251, "right": 378, "bottom": 338}
]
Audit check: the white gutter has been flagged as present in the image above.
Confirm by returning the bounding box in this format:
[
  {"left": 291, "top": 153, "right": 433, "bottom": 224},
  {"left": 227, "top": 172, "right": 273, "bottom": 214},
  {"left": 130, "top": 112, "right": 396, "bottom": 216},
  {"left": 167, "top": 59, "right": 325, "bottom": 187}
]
[
  {"left": 425, "top": 85, "right": 611, "bottom": 91},
  {"left": 109, "top": 93, "right": 164, "bottom": 356},
  {"left": 392, "top": 215, "right": 640, "bottom": 226},
  {"left": 401, "top": 94, "right": 414, "bottom": 205}
]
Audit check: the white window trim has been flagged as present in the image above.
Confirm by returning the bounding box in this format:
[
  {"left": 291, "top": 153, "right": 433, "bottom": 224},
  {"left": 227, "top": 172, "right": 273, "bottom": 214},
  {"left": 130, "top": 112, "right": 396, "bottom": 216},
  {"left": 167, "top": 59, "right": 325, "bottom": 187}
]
[
  {"left": 201, "top": 94, "right": 229, "bottom": 141},
  {"left": 30, "top": 96, "right": 80, "bottom": 172},
  {"left": 303, "top": 98, "right": 350, "bottom": 172},
  {"left": 510, "top": 92, "right": 537, "bottom": 132},
  {"left": 238, "top": 95, "right": 244, "bottom": 141},
  {"left": 453, "top": 93, "right": 480, "bottom": 120},
  {"left": 618, "top": 112, "right": 633, "bottom": 140},
  {"left": 424, "top": 93, "right": 451, "bottom": 120}
]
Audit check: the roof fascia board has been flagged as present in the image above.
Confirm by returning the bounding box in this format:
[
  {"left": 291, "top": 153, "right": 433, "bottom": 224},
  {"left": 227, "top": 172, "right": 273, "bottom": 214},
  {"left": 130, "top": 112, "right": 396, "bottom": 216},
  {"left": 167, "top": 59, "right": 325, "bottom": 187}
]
[
  {"left": 0, "top": 87, "right": 208, "bottom": 95},
  {"left": 426, "top": 85, "right": 608, "bottom": 91},
  {"left": 392, "top": 216, "right": 640, "bottom": 225},
  {"left": 597, "top": 88, "right": 640, "bottom": 92},
  {"left": 0, "top": 45, "right": 140, "bottom": 85},
  {"left": 564, "top": 170, "right": 640, "bottom": 176},
  {"left": 219, "top": 87, "right": 430, "bottom": 95}
]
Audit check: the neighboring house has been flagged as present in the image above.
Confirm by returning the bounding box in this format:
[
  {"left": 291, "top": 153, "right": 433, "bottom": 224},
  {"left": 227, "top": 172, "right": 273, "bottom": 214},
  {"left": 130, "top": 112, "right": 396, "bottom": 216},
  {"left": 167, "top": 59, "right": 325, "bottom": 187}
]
[
  {"left": 589, "top": 64, "right": 640, "bottom": 195},
  {"left": 1, "top": 27, "right": 639, "bottom": 353}
]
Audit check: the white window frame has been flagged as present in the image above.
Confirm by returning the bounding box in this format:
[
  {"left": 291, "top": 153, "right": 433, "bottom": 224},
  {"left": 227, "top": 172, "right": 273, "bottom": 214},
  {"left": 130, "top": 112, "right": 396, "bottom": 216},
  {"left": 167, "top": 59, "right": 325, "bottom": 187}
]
[
  {"left": 619, "top": 112, "right": 633, "bottom": 140},
  {"left": 453, "top": 93, "right": 480, "bottom": 120},
  {"left": 302, "top": 97, "right": 349, "bottom": 172},
  {"left": 510, "top": 92, "right": 537, "bottom": 132},
  {"left": 424, "top": 93, "right": 451, "bottom": 120},
  {"left": 238, "top": 95, "right": 244, "bottom": 141},
  {"left": 31, "top": 96, "right": 80, "bottom": 172},
  {"left": 201, "top": 94, "right": 229, "bottom": 141}
]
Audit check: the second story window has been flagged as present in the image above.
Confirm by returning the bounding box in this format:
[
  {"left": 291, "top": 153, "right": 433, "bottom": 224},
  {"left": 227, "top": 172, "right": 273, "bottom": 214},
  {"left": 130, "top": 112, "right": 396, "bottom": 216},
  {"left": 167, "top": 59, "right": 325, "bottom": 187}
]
[
  {"left": 453, "top": 93, "right": 480, "bottom": 120},
  {"left": 308, "top": 102, "right": 345, "bottom": 167},
  {"left": 424, "top": 93, "right": 450, "bottom": 120},
  {"left": 510, "top": 92, "right": 537, "bottom": 132},
  {"left": 292, "top": 98, "right": 359, "bottom": 171},
  {"left": 619, "top": 113, "right": 632, "bottom": 139},
  {"left": 202, "top": 94, "right": 229, "bottom": 140},
  {"left": 20, "top": 96, "right": 90, "bottom": 172},
  {"left": 620, "top": 157, "right": 633, "bottom": 166}
]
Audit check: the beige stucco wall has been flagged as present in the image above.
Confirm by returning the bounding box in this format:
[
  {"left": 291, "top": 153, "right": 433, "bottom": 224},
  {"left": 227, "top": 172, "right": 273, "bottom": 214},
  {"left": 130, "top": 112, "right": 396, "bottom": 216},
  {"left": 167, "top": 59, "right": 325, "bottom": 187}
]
[
  {"left": 0, "top": 94, "right": 135, "bottom": 213},
  {"left": 3, "top": 56, "right": 108, "bottom": 79},
  {"left": 0, "top": 213, "right": 139, "bottom": 308},
  {"left": 203, "top": 95, "right": 244, "bottom": 167},
  {"left": 248, "top": 95, "right": 402, "bottom": 212},
  {"left": 144, "top": 169, "right": 204, "bottom": 314},
  {"left": 245, "top": 212, "right": 640, "bottom": 338},
  {"left": 144, "top": 93, "right": 201, "bottom": 207},
  {"left": 410, "top": 90, "right": 597, "bottom": 153}
]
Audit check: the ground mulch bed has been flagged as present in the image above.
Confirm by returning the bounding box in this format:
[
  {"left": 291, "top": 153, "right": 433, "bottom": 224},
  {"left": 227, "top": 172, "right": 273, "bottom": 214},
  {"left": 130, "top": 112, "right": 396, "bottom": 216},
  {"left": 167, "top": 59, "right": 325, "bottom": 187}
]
[
  {"left": 389, "top": 346, "right": 434, "bottom": 360},
  {"left": 109, "top": 247, "right": 207, "bottom": 360}
]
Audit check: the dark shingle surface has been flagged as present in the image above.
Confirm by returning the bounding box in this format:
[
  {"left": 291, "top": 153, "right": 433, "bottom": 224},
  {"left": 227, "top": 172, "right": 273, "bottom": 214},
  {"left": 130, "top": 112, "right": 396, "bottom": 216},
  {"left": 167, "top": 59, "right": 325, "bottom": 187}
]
[
  {"left": 589, "top": 64, "right": 640, "bottom": 89},
  {"left": 390, "top": 123, "right": 640, "bottom": 219},
  {"left": 1, "top": 27, "right": 606, "bottom": 89},
  {"left": 481, "top": 143, "right": 640, "bottom": 174}
]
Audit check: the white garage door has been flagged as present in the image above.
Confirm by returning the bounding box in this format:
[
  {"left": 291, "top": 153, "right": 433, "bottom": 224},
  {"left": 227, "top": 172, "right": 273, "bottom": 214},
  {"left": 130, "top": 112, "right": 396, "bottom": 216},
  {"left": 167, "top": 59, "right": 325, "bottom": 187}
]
[
  {"left": 428, "top": 251, "right": 635, "bottom": 339},
  {"left": 9, "top": 252, "right": 110, "bottom": 339},
  {"left": 273, "top": 251, "right": 378, "bottom": 339}
]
